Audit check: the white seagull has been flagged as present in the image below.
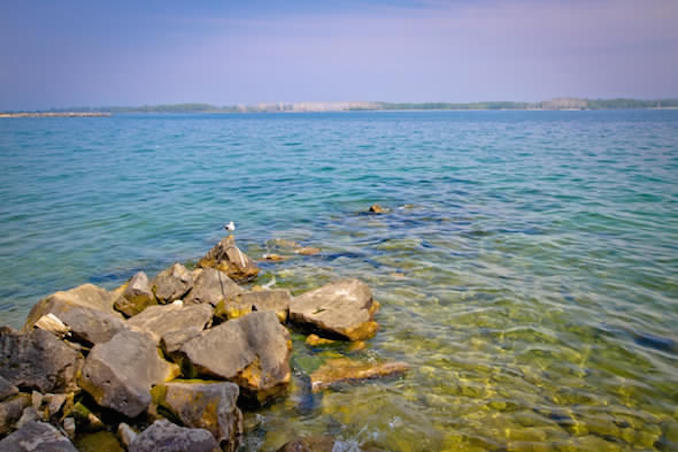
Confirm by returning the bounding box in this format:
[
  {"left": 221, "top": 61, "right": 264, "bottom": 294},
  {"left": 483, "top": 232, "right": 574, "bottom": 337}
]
[{"left": 224, "top": 221, "right": 235, "bottom": 232}]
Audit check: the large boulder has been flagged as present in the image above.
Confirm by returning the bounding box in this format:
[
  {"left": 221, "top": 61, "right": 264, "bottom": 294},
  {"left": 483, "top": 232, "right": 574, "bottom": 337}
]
[
  {"left": 0, "top": 375, "right": 18, "bottom": 401},
  {"left": 152, "top": 263, "right": 196, "bottom": 303},
  {"left": 184, "top": 268, "right": 243, "bottom": 306},
  {"left": 198, "top": 235, "right": 259, "bottom": 283},
  {"left": 289, "top": 279, "right": 379, "bottom": 341},
  {"left": 0, "top": 393, "right": 30, "bottom": 435},
  {"left": 309, "top": 358, "right": 409, "bottom": 392},
  {"left": 152, "top": 381, "right": 242, "bottom": 451},
  {"left": 179, "top": 311, "right": 291, "bottom": 403},
  {"left": 0, "top": 327, "right": 82, "bottom": 393},
  {"left": 78, "top": 329, "right": 179, "bottom": 418},
  {"left": 0, "top": 421, "right": 78, "bottom": 452},
  {"left": 129, "top": 419, "right": 218, "bottom": 452},
  {"left": 126, "top": 303, "right": 213, "bottom": 347},
  {"left": 215, "top": 289, "right": 291, "bottom": 322},
  {"left": 115, "top": 272, "right": 157, "bottom": 317},
  {"left": 22, "top": 284, "right": 126, "bottom": 345}
]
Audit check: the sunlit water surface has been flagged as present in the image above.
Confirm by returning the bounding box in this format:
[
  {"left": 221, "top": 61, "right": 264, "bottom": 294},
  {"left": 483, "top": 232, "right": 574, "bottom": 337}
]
[{"left": 1, "top": 111, "right": 677, "bottom": 451}]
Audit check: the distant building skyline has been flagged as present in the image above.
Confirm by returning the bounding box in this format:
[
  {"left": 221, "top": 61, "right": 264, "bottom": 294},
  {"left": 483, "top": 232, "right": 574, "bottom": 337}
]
[{"left": 1, "top": 0, "right": 677, "bottom": 110}]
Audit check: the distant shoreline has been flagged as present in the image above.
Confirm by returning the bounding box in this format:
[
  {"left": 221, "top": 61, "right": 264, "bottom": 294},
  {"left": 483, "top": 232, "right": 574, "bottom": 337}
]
[{"left": 0, "top": 112, "right": 110, "bottom": 118}]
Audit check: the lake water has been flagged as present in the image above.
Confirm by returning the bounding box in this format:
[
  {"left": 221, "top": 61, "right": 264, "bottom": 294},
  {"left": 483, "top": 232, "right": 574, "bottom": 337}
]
[{"left": 1, "top": 110, "right": 677, "bottom": 450}]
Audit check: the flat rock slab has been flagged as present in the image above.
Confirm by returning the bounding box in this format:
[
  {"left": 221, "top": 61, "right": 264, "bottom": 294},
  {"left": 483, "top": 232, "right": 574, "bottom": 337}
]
[
  {"left": 309, "top": 358, "right": 409, "bottom": 392},
  {"left": 79, "top": 329, "right": 179, "bottom": 418},
  {"left": 127, "top": 303, "right": 213, "bottom": 345},
  {"left": 0, "top": 327, "right": 82, "bottom": 393},
  {"left": 289, "top": 279, "right": 379, "bottom": 341},
  {"left": 0, "top": 421, "right": 78, "bottom": 452},
  {"left": 130, "top": 419, "right": 218, "bottom": 452},
  {"left": 115, "top": 271, "right": 157, "bottom": 317},
  {"left": 198, "top": 235, "right": 259, "bottom": 283},
  {"left": 184, "top": 268, "right": 243, "bottom": 306},
  {"left": 180, "top": 311, "right": 291, "bottom": 403},
  {"left": 152, "top": 263, "right": 196, "bottom": 303},
  {"left": 23, "top": 284, "right": 126, "bottom": 345},
  {"left": 215, "top": 289, "right": 291, "bottom": 322},
  {"left": 152, "top": 381, "right": 242, "bottom": 451}
]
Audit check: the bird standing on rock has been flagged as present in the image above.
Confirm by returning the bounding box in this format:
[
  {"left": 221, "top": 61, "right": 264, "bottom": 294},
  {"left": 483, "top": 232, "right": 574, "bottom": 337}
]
[{"left": 224, "top": 221, "right": 235, "bottom": 232}]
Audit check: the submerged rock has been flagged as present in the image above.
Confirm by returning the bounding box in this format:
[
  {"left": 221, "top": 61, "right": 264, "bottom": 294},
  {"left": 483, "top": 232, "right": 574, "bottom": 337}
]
[
  {"left": 309, "top": 358, "right": 409, "bottom": 392},
  {"left": 215, "top": 289, "right": 291, "bottom": 322},
  {"left": 289, "top": 279, "right": 379, "bottom": 341},
  {"left": 368, "top": 204, "right": 388, "bottom": 214},
  {"left": 78, "top": 329, "right": 179, "bottom": 417},
  {"left": 262, "top": 253, "right": 286, "bottom": 262},
  {"left": 115, "top": 272, "right": 157, "bottom": 317},
  {"left": 152, "top": 381, "right": 242, "bottom": 451},
  {"left": 0, "top": 327, "right": 82, "bottom": 393},
  {"left": 179, "top": 311, "right": 292, "bottom": 403},
  {"left": 152, "top": 263, "right": 196, "bottom": 303},
  {"left": 294, "top": 247, "right": 320, "bottom": 256},
  {"left": 0, "top": 420, "right": 78, "bottom": 452},
  {"left": 0, "top": 393, "right": 30, "bottom": 435},
  {"left": 305, "top": 334, "right": 336, "bottom": 347},
  {"left": 129, "top": 419, "right": 218, "bottom": 452},
  {"left": 198, "top": 235, "right": 259, "bottom": 283},
  {"left": 184, "top": 268, "right": 243, "bottom": 306},
  {"left": 74, "top": 430, "right": 125, "bottom": 452},
  {"left": 126, "top": 303, "right": 213, "bottom": 346}
]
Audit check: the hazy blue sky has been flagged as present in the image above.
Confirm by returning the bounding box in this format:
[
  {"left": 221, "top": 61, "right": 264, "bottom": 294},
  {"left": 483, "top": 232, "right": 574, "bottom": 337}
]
[{"left": 1, "top": 0, "right": 677, "bottom": 109}]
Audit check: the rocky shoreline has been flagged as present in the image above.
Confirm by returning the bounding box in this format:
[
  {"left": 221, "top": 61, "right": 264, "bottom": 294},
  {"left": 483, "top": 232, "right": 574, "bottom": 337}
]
[{"left": 0, "top": 233, "right": 407, "bottom": 451}]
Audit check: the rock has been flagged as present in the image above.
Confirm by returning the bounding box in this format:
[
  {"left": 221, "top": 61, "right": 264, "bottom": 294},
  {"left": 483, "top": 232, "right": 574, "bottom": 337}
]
[
  {"left": 152, "top": 263, "right": 196, "bottom": 303},
  {"left": 368, "top": 204, "right": 387, "bottom": 214},
  {"left": 215, "top": 289, "right": 291, "bottom": 322},
  {"left": 305, "top": 334, "right": 336, "bottom": 346},
  {"left": 0, "top": 394, "right": 30, "bottom": 435},
  {"left": 152, "top": 381, "right": 242, "bottom": 451},
  {"left": 44, "top": 393, "right": 67, "bottom": 418},
  {"left": 0, "top": 421, "right": 78, "bottom": 452},
  {"left": 295, "top": 247, "right": 320, "bottom": 256},
  {"left": 78, "top": 329, "right": 180, "bottom": 418},
  {"left": 262, "top": 253, "right": 286, "bottom": 261},
  {"left": 267, "top": 238, "right": 301, "bottom": 250},
  {"left": 23, "top": 284, "right": 126, "bottom": 345},
  {"left": 0, "top": 327, "right": 83, "bottom": 393},
  {"left": 75, "top": 431, "right": 125, "bottom": 452},
  {"left": 289, "top": 279, "right": 379, "bottom": 341},
  {"left": 129, "top": 419, "right": 219, "bottom": 452},
  {"left": 184, "top": 268, "right": 244, "bottom": 306},
  {"left": 118, "top": 422, "right": 137, "bottom": 448},
  {"left": 15, "top": 406, "right": 41, "bottom": 429},
  {"left": 0, "top": 375, "right": 18, "bottom": 401},
  {"left": 63, "top": 417, "right": 76, "bottom": 439},
  {"left": 275, "top": 436, "right": 373, "bottom": 452},
  {"left": 309, "top": 358, "right": 409, "bottom": 392},
  {"left": 127, "top": 303, "right": 213, "bottom": 347},
  {"left": 65, "top": 401, "right": 104, "bottom": 431},
  {"left": 198, "top": 235, "right": 259, "bottom": 283},
  {"left": 115, "top": 272, "right": 157, "bottom": 317},
  {"left": 179, "top": 311, "right": 292, "bottom": 403}
]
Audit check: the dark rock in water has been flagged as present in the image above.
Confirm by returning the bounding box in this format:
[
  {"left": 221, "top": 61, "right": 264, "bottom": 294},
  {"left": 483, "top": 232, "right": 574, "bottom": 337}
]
[
  {"left": 309, "top": 358, "right": 409, "bottom": 392},
  {"left": 368, "top": 204, "right": 388, "bottom": 214},
  {"left": 115, "top": 272, "right": 157, "bottom": 317},
  {"left": 0, "top": 420, "right": 78, "bottom": 452},
  {"left": 129, "top": 419, "right": 218, "bottom": 452},
  {"left": 126, "top": 303, "right": 213, "bottom": 347},
  {"left": 289, "top": 279, "right": 379, "bottom": 341},
  {"left": 198, "top": 235, "right": 259, "bottom": 283},
  {"left": 184, "top": 268, "right": 244, "bottom": 306},
  {"left": 152, "top": 381, "right": 242, "bottom": 451},
  {"left": 0, "top": 393, "right": 30, "bottom": 435},
  {"left": 179, "top": 311, "right": 291, "bottom": 403},
  {"left": 0, "top": 327, "right": 83, "bottom": 393},
  {"left": 23, "top": 284, "right": 126, "bottom": 345},
  {"left": 152, "top": 263, "right": 197, "bottom": 303},
  {"left": 215, "top": 289, "right": 291, "bottom": 322},
  {"left": 0, "top": 375, "right": 19, "bottom": 401},
  {"left": 78, "top": 329, "right": 179, "bottom": 418}
]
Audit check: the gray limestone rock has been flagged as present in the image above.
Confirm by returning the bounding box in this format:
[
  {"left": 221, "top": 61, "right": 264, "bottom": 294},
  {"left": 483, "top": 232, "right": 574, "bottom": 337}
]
[
  {"left": 0, "top": 394, "right": 31, "bottom": 436},
  {"left": 184, "top": 268, "right": 244, "bottom": 306},
  {"left": 0, "top": 375, "right": 18, "bottom": 401},
  {"left": 215, "top": 289, "right": 291, "bottom": 322},
  {"left": 152, "top": 263, "right": 196, "bottom": 303},
  {"left": 129, "top": 419, "right": 218, "bottom": 452},
  {"left": 78, "top": 329, "right": 179, "bottom": 418},
  {"left": 126, "top": 303, "right": 213, "bottom": 348},
  {"left": 197, "top": 235, "right": 259, "bottom": 283},
  {"left": 289, "top": 279, "right": 379, "bottom": 341},
  {"left": 0, "top": 421, "right": 78, "bottom": 452},
  {"left": 115, "top": 271, "right": 157, "bottom": 317}
]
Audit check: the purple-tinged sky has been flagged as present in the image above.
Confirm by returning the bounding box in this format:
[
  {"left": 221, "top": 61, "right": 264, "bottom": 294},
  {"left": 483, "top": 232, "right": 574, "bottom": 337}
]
[{"left": 1, "top": 0, "right": 677, "bottom": 109}]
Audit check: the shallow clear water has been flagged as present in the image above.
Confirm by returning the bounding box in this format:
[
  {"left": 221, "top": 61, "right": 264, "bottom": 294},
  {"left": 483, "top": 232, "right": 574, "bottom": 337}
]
[{"left": 1, "top": 110, "right": 677, "bottom": 451}]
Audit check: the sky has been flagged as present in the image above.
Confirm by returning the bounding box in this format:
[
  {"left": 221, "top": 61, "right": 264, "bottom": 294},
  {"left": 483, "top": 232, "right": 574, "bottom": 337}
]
[{"left": 1, "top": 0, "right": 677, "bottom": 109}]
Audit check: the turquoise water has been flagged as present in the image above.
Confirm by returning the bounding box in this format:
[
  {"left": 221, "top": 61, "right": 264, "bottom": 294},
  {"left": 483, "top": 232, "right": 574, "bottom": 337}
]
[{"left": 1, "top": 110, "right": 677, "bottom": 450}]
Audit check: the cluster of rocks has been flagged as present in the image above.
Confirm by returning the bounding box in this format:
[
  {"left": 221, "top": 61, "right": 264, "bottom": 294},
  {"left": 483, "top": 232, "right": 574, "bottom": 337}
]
[{"left": 0, "top": 234, "right": 405, "bottom": 451}]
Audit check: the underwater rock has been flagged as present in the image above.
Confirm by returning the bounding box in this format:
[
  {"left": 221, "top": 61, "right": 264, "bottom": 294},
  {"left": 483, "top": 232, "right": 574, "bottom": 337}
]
[
  {"left": 368, "top": 204, "right": 388, "bottom": 214},
  {"left": 295, "top": 247, "right": 320, "bottom": 256},
  {"left": 23, "top": 283, "right": 126, "bottom": 345},
  {"left": 262, "top": 253, "right": 287, "bottom": 261},
  {"left": 0, "top": 327, "right": 82, "bottom": 393},
  {"left": 126, "top": 303, "right": 213, "bottom": 346},
  {"left": 184, "top": 268, "right": 244, "bottom": 306},
  {"left": 198, "top": 235, "right": 259, "bottom": 283},
  {"left": 152, "top": 381, "right": 242, "bottom": 451},
  {"left": 179, "top": 311, "right": 291, "bottom": 403},
  {"left": 309, "top": 358, "right": 409, "bottom": 392},
  {"left": 305, "top": 334, "right": 336, "bottom": 346},
  {"left": 0, "top": 420, "right": 78, "bottom": 452},
  {"left": 289, "top": 279, "right": 379, "bottom": 341},
  {"left": 215, "top": 289, "right": 291, "bottom": 322},
  {"left": 0, "top": 393, "right": 30, "bottom": 435},
  {"left": 129, "top": 419, "right": 218, "bottom": 452},
  {"left": 115, "top": 272, "right": 157, "bottom": 317},
  {"left": 78, "top": 329, "right": 179, "bottom": 418},
  {"left": 0, "top": 375, "right": 18, "bottom": 401},
  {"left": 152, "top": 263, "right": 196, "bottom": 303},
  {"left": 276, "top": 436, "right": 380, "bottom": 452}
]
